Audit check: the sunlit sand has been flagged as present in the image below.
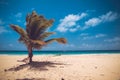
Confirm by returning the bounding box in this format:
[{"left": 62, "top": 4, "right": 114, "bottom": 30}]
[{"left": 0, "top": 54, "right": 120, "bottom": 80}]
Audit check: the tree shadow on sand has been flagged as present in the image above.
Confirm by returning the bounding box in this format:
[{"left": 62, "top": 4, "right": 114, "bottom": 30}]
[{"left": 5, "top": 61, "right": 65, "bottom": 72}]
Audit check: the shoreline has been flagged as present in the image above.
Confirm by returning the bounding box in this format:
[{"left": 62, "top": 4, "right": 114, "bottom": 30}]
[{"left": 0, "top": 52, "right": 120, "bottom": 56}]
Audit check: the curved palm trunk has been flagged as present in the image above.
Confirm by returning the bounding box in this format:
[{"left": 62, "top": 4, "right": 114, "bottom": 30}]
[{"left": 28, "top": 45, "right": 33, "bottom": 63}]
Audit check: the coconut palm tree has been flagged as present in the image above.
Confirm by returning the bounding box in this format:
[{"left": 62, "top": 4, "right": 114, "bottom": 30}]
[{"left": 10, "top": 11, "right": 67, "bottom": 63}]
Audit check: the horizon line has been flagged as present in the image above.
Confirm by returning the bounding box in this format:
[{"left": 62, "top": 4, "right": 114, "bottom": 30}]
[{"left": 0, "top": 50, "right": 120, "bottom": 51}]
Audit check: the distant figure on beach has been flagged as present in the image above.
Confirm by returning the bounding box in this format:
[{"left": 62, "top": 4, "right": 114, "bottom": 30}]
[{"left": 10, "top": 11, "right": 67, "bottom": 63}]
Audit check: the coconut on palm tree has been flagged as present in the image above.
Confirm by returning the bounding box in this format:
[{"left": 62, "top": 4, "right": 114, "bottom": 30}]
[{"left": 10, "top": 11, "right": 67, "bottom": 63}]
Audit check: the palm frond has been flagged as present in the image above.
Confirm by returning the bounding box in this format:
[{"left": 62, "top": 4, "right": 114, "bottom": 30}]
[
  {"left": 31, "top": 40, "right": 46, "bottom": 49},
  {"left": 26, "top": 11, "right": 54, "bottom": 39},
  {"left": 31, "top": 40, "right": 46, "bottom": 46},
  {"left": 10, "top": 11, "right": 67, "bottom": 50},
  {"left": 45, "top": 38, "right": 67, "bottom": 44},
  {"left": 10, "top": 24, "right": 30, "bottom": 46},
  {"left": 10, "top": 24, "right": 28, "bottom": 38},
  {"left": 32, "top": 44, "right": 42, "bottom": 49},
  {"left": 37, "top": 32, "right": 55, "bottom": 40},
  {"left": 30, "top": 19, "right": 54, "bottom": 39},
  {"left": 18, "top": 36, "right": 30, "bottom": 46}
]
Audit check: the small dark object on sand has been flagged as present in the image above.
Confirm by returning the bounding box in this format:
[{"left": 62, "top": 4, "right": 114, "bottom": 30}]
[
  {"left": 94, "top": 66, "right": 97, "bottom": 69},
  {"left": 4, "top": 69, "right": 7, "bottom": 72}
]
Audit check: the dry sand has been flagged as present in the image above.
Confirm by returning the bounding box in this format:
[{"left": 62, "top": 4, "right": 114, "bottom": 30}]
[{"left": 0, "top": 54, "right": 120, "bottom": 80}]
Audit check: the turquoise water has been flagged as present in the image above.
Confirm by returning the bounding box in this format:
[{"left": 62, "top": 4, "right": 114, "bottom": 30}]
[{"left": 0, "top": 50, "right": 120, "bottom": 55}]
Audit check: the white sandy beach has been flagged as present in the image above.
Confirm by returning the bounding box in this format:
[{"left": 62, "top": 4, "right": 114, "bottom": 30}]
[{"left": 0, "top": 54, "right": 120, "bottom": 80}]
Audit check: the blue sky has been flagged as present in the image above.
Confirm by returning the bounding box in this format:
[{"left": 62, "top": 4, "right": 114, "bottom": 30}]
[{"left": 0, "top": 0, "right": 120, "bottom": 50}]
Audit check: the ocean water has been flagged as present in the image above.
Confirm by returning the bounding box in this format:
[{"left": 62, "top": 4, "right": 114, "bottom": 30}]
[{"left": 0, "top": 50, "right": 120, "bottom": 55}]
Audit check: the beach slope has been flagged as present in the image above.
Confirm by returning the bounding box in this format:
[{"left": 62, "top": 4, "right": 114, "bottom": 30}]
[{"left": 0, "top": 54, "right": 120, "bottom": 80}]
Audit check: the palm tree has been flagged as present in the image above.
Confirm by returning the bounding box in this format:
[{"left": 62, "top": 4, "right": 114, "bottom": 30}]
[{"left": 10, "top": 11, "right": 67, "bottom": 63}]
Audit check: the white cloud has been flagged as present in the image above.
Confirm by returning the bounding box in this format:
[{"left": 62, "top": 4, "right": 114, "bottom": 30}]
[
  {"left": 0, "top": 20, "right": 9, "bottom": 34},
  {"left": 79, "top": 42, "right": 120, "bottom": 50},
  {"left": 85, "top": 18, "right": 101, "bottom": 27},
  {"left": 9, "top": 44, "right": 13, "bottom": 47},
  {"left": 104, "top": 37, "right": 120, "bottom": 42},
  {"left": 31, "top": 8, "right": 35, "bottom": 11},
  {"left": 82, "top": 11, "right": 119, "bottom": 30},
  {"left": 69, "top": 28, "right": 77, "bottom": 32},
  {"left": 0, "top": 26, "right": 8, "bottom": 34},
  {"left": 15, "top": 12, "right": 22, "bottom": 18},
  {"left": 57, "top": 11, "right": 119, "bottom": 32},
  {"left": 83, "top": 36, "right": 93, "bottom": 40},
  {"left": 104, "top": 37, "right": 120, "bottom": 49},
  {"left": 80, "top": 33, "right": 89, "bottom": 36},
  {"left": 79, "top": 43, "right": 95, "bottom": 49},
  {"left": 100, "top": 11, "right": 118, "bottom": 22},
  {"left": 17, "top": 20, "right": 21, "bottom": 22},
  {"left": 82, "top": 43, "right": 89, "bottom": 47},
  {"left": 95, "top": 34, "right": 106, "bottom": 38},
  {"left": 64, "top": 44, "right": 75, "bottom": 48},
  {"left": 82, "top": 33, "right": 106, "bottom": 40},
  {"left": 57, "top": 26, "right": 67, "bottom": 32},
  {"left": 14, "top": 12, "right": 23, "bottom": 23},
  {"left": 57, "top": 13, "right": 87, "bottom": 32},
  {"left": 69, "top": 25, "right": 80, "bottom": 32}
]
